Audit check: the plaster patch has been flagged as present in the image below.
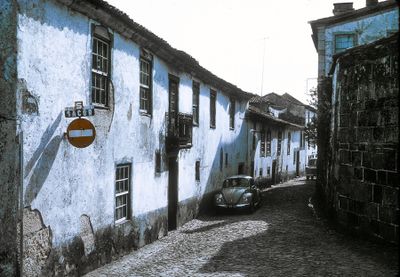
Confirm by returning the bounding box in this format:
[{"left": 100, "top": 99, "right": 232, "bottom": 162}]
[
  {"left": 22, "top": 208, "right": 52, "bottom": 277},
  {"left": 80, "top": 215, "right": 95, "bottom": 256}
]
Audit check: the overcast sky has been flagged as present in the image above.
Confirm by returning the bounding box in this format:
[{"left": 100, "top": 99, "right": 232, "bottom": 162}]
[{"left": 107, "top": 0, "right": 369, "bottom": 103}]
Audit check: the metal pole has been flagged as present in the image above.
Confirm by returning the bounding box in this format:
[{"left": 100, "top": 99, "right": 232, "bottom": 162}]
[
  {"left": 260, "top": 37, "right": 267, "bottom": 96},
  {"left": 19, "top": 131, "right": 23, "bottom": 276}
]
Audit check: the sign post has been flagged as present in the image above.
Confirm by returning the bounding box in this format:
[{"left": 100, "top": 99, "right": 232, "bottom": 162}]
[{"left": 64, "top": 101, "right": 96, "bottom": 148}]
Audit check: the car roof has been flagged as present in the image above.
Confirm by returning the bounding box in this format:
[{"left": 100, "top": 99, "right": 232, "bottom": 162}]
[{"left": 225, "top": 175, "right": 253, "bottom": 180}]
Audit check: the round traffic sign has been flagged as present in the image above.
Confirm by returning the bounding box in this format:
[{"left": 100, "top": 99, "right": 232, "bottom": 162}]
[{"left": 66, "top": 118, "right": 96, "bottom": 148}]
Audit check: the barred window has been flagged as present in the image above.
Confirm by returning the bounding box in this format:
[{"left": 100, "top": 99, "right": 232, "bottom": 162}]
[
  {"left": 91, "top": 26, "right": 111, "bottom": 107},
  {"left": 210, "top": 89, "right": 216, "bottom": 128},
  {"left": 192, "top": 81, "right": 200, "bottom": 126},
  {"left": 140, "top": 49, "right": 153, "bottom": 114},
  {"left": 115, "top": 164, "right": 131, "bottom": 223}
]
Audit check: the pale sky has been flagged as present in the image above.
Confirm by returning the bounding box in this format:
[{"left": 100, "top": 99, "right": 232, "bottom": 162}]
[{"left": 107, "top": 0, "right": 369, "bottom": 103}]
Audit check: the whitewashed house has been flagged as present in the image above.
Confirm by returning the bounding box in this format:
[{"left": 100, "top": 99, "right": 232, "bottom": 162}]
[
  {"left": 0, "top": 0, "right": 255, "bottom": 275},
  {"left": 246, "top": 93, "right": 316, "bottom": 185}
]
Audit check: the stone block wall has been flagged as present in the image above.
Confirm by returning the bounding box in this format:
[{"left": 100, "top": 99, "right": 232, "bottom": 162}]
[{"left": 331, "top": 34, "right": 398, "bottom": 244}]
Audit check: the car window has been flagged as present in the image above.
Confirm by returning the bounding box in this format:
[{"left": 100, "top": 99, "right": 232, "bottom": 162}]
[{"left": 223, "top": 178, "right": 250, "bottom": 188}]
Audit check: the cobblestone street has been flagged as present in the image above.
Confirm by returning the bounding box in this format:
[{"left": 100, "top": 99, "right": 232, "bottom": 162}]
[{"left": 85, "top": 178, "right": 398, "bottom": 277}]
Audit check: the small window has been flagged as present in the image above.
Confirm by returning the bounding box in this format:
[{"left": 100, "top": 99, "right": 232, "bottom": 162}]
[
  {"left": 192, "top": 81, "right": 200, "bottom": 126},
  {"left": 155, "top": 150, "right": 161, "bottom": 174},
  {"left": 225, "top": 153, "right": 228, "bottom": 168},
  {"left": 267, "top": 167, "right": 270, "bottom": 175},
  {"left": 210, "top": 89, "right": 216, "bottom": 128},
  {"left": 229, "top": 98, "right": 235, "bottom": 129},
  {"left": 195, "top": 160, "right": 200, "bottom": 181},
  {"left": 335, "top": 34, "right": 355, "bottom": 53},
  {"left": 260, "top": 131, "right": 266, "bottom": 157},
  {"left": 252, "top": 122, "right": 256, "bottom": 150},
  {"left": 259, "top": 168, "right": 263, "bottom": 177},
  {"left": 140, "top": 49, "right": 153, "bottom": 115},
  {"left": 115, "top": 164, "right": 131, "bottom": 223},
  {"left": 277, "top": 131, "right": 282, "bottom": 156},
  {"left": 287, "top": 132, "right": 291, "bottom": 155},
  {"left": 266, "top": 129, "right": 271, "bottom": 155},
  {"left": 220, "top": 149, "right": 223, "bottom": 172},
  {"left": 91, "top": 25, "right": 111, "bottom": 107}
]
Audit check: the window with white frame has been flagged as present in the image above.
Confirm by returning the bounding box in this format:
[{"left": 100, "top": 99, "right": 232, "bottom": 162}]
[
  {"left": 91, "top": 25, "right": 111, "bottom": 107},
  {"left": 335, "top": 34, "right": 355, "bottom": 53},
  {"left": 140, "top": 49, "right": 153, "bottom": 115},
  {"left": 115, "top": 164, "right": 131, "bottom": 223}
]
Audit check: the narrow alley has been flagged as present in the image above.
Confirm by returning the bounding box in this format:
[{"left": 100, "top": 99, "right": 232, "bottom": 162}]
[{"left": 85, "top": 178, "right": 398, "bottom": 277}]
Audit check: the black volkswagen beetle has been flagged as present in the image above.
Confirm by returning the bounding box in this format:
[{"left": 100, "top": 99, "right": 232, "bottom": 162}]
[{"left": 214, "top": 175, "right": 262, "bottom": 213}]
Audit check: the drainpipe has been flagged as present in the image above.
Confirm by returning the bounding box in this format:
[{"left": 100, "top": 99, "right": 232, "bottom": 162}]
[{"left": 18, "top": 131, "right": 23, "bottom": 276}]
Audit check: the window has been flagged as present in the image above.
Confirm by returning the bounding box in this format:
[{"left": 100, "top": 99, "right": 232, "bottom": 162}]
[
  {"left": 287, "top": 132, "right": 291, "bottom": 155},
  {"left": 259, "top": 168, "right": 263, "bottom": 177},
  {"left": 260, "top": 131, "right": 266, "bottom": 157},
  {"left": 115, "top": 164, "right": 131, "bottom": 223},
  {"left": 92, "top": 25, "right": 111, "bottom": 107},
  {"left": 220, "top": 149, "right": 223, "bottom": 172},
  {"left": 252, "top": 122, "right": 256, "bottom": 150},
  {"left": 238, "top": 163, "right": 245, "bottom": 174},
  {"left": 229, "top": 98, "right": 235, "bottom": 129},
  {"left": 277, "top": 131, "right": 282, "bottom": 156},
  {"left": 335, "top": 34, "right": 355, "bottom": 53},
  {"left": 225, "top": 153, "right": 228, "bottom": 168},
  {"left": 210, "top": 89, "right": 216, "bottom": 128},
  {"left": 266, "top": 129, "right": 271, "bottom": 155},
  {"left": 178, "top": 113, "right": 192, "bottom": 147},
  {"left": 195, "top": 160, "right": 200, "bottom": 181},
  {"left": 140, "top": 49, "right": 153, "bottom": 115},
  {"left": 267, "top": 167, "right": 270, "bottom": 175},
  {"left": 192, "top": 81, "right": 200, "bottom": 126},
  {"left": 155, "top": 150, "right": 161, "bottom": 174}
]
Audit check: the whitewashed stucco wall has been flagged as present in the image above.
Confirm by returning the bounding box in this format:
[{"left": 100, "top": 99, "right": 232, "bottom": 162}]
[
  {"left": 17, "top": 0, "right": 250, "bottom": 247},
  {"left": 324, "top": 8, "right": 398, "bottom": 74}
]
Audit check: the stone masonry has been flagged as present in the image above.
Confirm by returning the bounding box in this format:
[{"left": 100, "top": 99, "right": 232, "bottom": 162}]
[{"left": 330, "top": 34, "right": 398, "bottom": 243}]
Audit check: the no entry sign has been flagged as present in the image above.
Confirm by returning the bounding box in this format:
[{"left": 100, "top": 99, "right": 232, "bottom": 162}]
[{"left": 67, "top": 118, "right": 96, "bottom": 148}]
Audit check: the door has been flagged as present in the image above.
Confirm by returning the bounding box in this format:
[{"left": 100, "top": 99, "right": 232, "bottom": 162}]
[
  {"left": 296, "top": 150, "right": 300, "bottom": 176},
  {"left": 272, "top": 160, "right": 277, "bottom": 185},
  {"left": 168, "top": 75, "right": 179, "bottom": 128},
  {"left": 168, "top": 155, "right": 178, "bottom": 231}
]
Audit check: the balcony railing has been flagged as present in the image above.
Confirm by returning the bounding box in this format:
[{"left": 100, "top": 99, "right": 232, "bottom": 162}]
[{"left": 165, "top": 112, "right": 193, "bottom": 152}]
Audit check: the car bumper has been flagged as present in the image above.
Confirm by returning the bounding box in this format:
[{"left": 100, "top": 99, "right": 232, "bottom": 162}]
[{"left": 215, "top": 203, "right": 250, "bottom": 209}]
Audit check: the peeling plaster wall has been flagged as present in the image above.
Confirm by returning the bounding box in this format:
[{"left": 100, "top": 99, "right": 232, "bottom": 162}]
[
  {"left": 16, "top": 0, "right": 251, "bottom": 274},
  {"left": 0, "top": 0, "right": 19, "bottom": 276},
  {"left": 323, "top": 9, "right": 398, "bottom": 75}
]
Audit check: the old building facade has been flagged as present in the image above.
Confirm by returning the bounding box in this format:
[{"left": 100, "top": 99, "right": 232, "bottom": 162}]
[
  {"left": 247, "top": 93, "right": 317, "bottom": 186},
  {"left": 309, "top": 0, "right": 398, "bottom": 244},
  {"left": 1, "top": 0, "right": 317, "bottom": 275}
]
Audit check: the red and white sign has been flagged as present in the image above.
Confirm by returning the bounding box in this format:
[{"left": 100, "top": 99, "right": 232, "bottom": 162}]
[{"left": 66, "top": 118, "right": 96, "bottom": 148}]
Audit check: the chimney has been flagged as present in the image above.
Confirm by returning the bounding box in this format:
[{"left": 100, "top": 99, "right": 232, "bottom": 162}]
[
  {"left": 333, "top": 2, "right": 354, "bottom": 16},
  {"left": 366, "top": 0, "right": 378, "bottom": 7}
]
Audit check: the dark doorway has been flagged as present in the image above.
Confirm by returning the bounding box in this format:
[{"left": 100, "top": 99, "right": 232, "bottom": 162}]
[
  {"left": 272, "top": 160, "right": 277, "bottom": 185},
  {"left": 238, "top": 163, "right": 245, "bottom": 175},
  {"left": 296, "top": 150, "right": 300, "bottom": 176},
  {"left": 168, "top": 155, "right": 178, "bottom": 231}
]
